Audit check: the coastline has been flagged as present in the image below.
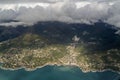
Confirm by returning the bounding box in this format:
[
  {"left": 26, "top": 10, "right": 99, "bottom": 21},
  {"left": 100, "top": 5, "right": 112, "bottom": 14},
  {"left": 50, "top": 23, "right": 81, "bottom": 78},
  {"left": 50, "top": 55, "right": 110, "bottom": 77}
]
[{"left": 0, "top": 63, "right": 120, "bottom": 74}]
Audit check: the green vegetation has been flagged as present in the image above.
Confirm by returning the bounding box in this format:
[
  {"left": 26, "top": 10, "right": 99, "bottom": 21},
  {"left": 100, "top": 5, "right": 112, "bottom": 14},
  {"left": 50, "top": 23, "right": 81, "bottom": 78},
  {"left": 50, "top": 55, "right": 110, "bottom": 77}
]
[
  {"left": 0, "top": 33, "right": 120, "bottom": 72},
  {"left": 0, "top": 33, "right": 49, "bottom": 54},
  {"left": 0, "top": 34, "right": 69, "bottom": 69}
]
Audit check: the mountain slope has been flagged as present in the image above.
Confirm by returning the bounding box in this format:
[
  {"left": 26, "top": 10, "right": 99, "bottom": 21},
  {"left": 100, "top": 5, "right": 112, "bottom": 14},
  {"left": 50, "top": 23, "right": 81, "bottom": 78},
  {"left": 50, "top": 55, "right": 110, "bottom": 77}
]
[{"left": 0, "top": 22, "right": 120, "bottom": 72}]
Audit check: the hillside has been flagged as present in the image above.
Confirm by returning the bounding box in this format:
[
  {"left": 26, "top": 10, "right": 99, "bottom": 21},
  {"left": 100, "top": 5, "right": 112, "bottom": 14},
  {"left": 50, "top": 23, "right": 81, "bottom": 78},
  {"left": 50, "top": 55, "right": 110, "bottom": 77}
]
[{"left": 0, "top": 22, "right": 120, "bottom": 72}]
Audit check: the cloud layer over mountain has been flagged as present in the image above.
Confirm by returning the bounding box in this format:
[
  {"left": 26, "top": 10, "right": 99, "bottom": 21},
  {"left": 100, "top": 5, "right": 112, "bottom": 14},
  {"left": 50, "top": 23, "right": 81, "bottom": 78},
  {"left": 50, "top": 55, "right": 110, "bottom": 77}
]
[{"left": 0, "top": 0, "right": 120, "bottom": 28}]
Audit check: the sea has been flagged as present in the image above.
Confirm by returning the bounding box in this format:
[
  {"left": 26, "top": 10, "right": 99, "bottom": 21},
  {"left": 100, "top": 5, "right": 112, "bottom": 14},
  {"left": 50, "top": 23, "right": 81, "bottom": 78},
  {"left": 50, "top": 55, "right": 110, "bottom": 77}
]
[{"left": 0, "top": 65, "right": 119, "bottom": 80}]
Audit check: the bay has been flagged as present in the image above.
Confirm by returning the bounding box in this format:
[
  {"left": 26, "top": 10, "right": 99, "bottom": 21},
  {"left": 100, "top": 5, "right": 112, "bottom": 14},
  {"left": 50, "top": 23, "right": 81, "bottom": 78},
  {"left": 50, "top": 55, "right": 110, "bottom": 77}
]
[{"left": 0, "top": 66, "right": 120, "bottom": 80}]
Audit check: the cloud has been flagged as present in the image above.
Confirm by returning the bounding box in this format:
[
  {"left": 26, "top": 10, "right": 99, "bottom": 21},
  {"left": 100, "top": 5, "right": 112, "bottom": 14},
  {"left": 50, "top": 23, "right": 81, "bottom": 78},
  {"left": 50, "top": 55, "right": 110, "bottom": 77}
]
[
  {"left": 0, "top": 22, "right": 25, "bottom": 27},
  {"left": 0, "top": 0, "right": 62, "bottom": 4},
  {"left": 106, "top": 2, "right": 120, "bottom": 28},
  {"left": 62, "top": 2, "right": 110, "bottom": 23},
  {"left": 0, "top": 0, "right": 120, "bottom": 28},
  {"left": 0, "top": 9, "right": 17, "bottom": 22},
  {"left": 0, "top": 0, "right": 118, "bottom": 4}
]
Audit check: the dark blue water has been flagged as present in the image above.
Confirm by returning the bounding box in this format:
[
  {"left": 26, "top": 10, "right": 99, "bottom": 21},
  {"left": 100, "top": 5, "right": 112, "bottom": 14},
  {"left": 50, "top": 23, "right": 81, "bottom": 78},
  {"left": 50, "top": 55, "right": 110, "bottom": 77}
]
[{"left": 0, "top": 66, "right": 119, "bottom": 80}]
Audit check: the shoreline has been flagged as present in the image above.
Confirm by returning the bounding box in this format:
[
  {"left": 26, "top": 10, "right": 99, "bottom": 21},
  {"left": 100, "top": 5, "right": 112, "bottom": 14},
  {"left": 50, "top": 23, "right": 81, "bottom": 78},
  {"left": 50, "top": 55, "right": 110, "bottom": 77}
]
[{"left": 0, "top": 63, "right": 120, "bottom": 74}]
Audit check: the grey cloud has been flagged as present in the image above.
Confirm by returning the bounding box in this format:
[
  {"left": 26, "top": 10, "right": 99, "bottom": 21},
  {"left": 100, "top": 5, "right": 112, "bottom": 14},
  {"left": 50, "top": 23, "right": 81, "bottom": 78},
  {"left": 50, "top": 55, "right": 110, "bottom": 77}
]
[
  {"left": 0, "top": 9, "right": 17, "bottom": 22},
  {"left": 62, "top": 2, "right": 109, "bottom": 22},
  {"left": 0, "top": 0, "right": 64, "bottom": 4},
  {"left": 106, "top": 2, "right": 120, "bottom": 27},
  {"left": 0, "top": 0, "right": 120, "bottom": 28},
  {"left": 0, "top": 0, "right": 118, "bottom": 4}
]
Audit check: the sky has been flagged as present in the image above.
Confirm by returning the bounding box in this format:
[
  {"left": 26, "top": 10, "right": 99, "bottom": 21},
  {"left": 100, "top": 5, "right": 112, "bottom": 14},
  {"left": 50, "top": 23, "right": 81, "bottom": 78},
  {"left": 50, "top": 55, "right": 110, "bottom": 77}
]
[{"left": 0, "top": 0, "right": 120, "bottom": 28}]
